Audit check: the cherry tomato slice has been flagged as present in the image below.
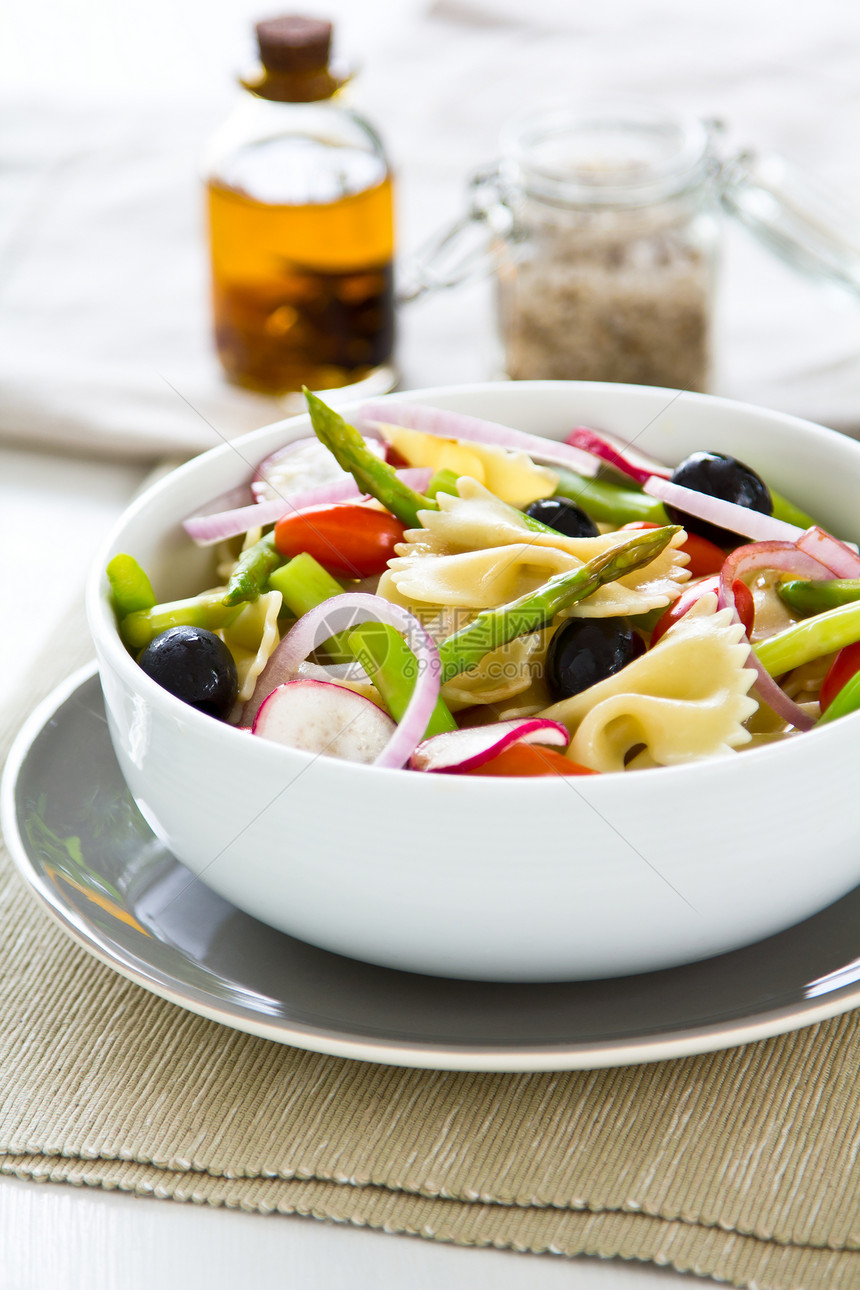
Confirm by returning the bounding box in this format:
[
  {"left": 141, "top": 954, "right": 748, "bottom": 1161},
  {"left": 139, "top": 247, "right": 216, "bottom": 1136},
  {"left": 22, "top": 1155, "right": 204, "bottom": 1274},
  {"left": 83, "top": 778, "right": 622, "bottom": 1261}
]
[
  {"left": 819, "top": 640, "right": 860, "bottom": 712},
  {"left": 650, "top": 575, "right": 754, "bottom": 645},
  {"left": 620, "top": 521, "right": 725, "bottom": 577},
  {"left": 467, "top": 744, "right": 596, "bottom": 777},
  {"left": 273, "top": 504, "right": 406, "bottom": 579}
]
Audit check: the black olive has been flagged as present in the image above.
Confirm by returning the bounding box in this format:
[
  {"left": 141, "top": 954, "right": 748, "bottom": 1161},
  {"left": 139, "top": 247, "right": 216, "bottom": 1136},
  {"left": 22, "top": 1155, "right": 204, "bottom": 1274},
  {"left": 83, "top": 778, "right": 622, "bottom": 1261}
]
[
  {"left": 525, "top": 497, "right": 600, "bottom": 538},
  {"left": 138, "top": 626, "right": 239, "bottom": 719},
  {"left": 666, "top": 451, "right": 772, "bottom": 547},
  {"left": 546, "top": 618, "right": 645, "bottom": 702}
]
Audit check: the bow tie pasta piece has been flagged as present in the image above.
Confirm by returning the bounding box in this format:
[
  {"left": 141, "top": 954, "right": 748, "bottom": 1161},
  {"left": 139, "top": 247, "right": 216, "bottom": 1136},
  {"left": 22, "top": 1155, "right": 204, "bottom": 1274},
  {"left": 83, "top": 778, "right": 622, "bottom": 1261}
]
[
  {"left": 378, "top": 424, "right": 558, "bottom": 507},
  {"left": 539, "top": 597, "right": 758, "bottom": 772},
  {"left": 216, "top": 589, "right": 282, "bottom": 704},
  {"left": 389, "top": 480, "right": 689, "bottom": 615}
]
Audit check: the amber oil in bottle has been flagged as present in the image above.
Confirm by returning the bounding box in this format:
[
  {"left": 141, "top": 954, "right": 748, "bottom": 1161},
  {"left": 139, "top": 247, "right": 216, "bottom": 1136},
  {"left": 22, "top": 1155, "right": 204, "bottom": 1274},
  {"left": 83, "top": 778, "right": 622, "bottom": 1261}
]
[{"left": 205, "top": 16, "right": 396, "bottom": 396}]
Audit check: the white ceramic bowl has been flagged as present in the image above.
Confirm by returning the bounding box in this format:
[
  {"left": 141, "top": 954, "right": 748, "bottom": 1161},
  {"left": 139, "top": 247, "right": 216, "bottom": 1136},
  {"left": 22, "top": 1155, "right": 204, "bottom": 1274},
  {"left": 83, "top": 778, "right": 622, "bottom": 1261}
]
[{"left": 87, "top": 381, "right": 860, "bottom": 982}]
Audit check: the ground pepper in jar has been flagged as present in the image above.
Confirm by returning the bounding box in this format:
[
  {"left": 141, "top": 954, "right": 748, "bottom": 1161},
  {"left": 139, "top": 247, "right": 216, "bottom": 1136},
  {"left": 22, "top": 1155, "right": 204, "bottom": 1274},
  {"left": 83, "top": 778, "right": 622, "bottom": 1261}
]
[{"left": 205, "top": 15, "right": 396, "bottom": 397}]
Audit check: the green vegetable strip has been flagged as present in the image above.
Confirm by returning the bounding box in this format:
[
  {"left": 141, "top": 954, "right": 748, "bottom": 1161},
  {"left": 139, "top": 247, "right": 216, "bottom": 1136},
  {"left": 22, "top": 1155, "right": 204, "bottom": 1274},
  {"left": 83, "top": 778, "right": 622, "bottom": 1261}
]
[
  {"left": 223, "top": 533, "right": 283, "bottom": 606},
  {"left": 424, "top": 468, "right": 460, "bottom": 501},
  {"left": 777, "top": 577, "right": 860, "bottom": 617},
  {"left": 106, "top": 553, "right": 156, "bottom": 618},
  {"left": 817, "top": 669, "right": 860, "bottom": 726},
  {"left": 268, "top": 553, "right": 352, "bottom": 661},
  {"left": 755, "top": 601, "right": 860, "bottom": 677},
  {"left": 304, "top": 389, "right": 433, "bottom": 529},
  {"left": 438, "top": 525, "right": 680, "bottom": 682},
  {"left": 551, "top": 468, "right": 668, "bottom": 526},
  {"left": 770, "top": 490, "right": 816, "bottom": 530},
  {"left": 348, "top": 622, "right": 457, "bottom": 737},
  {"left": 121, "top": 594, "right": 242, "bottom": 652}
]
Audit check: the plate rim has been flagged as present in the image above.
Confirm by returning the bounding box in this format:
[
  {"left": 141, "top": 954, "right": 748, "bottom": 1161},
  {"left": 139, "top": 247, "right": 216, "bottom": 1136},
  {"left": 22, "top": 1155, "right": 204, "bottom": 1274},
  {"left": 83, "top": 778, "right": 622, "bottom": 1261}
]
[{"left": 3, "top": 662, "right": 859, "bottom": 1072}]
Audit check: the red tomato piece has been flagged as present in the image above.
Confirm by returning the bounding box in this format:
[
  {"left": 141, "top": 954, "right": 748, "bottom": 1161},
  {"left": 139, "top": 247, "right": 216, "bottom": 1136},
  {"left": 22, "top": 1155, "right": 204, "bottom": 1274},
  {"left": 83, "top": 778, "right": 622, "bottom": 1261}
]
[
  {"left": 819, "top": 640, "right": 860, "bottom": 712},
  {"left": 467, "top": 744, "right": 596, "bottom": 777},
  {"left": 620, "top": 521, "right": 725, "bottom": 577},
  {"left": 273, "top": 504, "right": 406, "bottom": 578},
  {"left": 650, "top": 574, "right": 754, "bottom": 645}
]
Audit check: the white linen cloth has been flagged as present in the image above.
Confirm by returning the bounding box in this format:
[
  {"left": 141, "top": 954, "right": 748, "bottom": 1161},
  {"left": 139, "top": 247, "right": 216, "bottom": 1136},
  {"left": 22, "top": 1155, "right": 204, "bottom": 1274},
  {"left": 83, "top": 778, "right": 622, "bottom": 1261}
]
[{"left": 1, "top": 0, "right": 859, "bottom": 461}]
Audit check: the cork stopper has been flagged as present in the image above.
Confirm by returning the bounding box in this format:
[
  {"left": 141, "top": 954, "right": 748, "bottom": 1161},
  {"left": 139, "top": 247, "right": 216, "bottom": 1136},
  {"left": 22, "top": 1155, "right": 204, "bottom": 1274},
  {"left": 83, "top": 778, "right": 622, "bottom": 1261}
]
[{"left": 255, "top": 15, "right": 333, "bottom": 74}]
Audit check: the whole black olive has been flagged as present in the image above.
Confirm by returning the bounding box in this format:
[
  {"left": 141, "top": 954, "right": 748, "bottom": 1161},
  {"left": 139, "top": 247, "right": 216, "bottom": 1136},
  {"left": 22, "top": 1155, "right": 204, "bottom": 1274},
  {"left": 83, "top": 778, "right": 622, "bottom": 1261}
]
[
  {"left": 524, "top": 497, "right": 600, "bottom": 538},
  {"left": 138, "top": 626, "right": 239, "bottom": 719},
  {"left": 666, "top": 451, "right": 772, "bottom": 547},
  {"left": 546, "top": 618, "right": 646, "bottom": 702}
]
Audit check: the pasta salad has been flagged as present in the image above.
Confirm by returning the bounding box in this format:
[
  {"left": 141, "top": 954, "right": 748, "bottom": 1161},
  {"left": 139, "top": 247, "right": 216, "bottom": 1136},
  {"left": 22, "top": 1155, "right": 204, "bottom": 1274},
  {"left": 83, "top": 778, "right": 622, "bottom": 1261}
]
[{"left": 105, "top": 392, "right": 860, "bottom": 777}]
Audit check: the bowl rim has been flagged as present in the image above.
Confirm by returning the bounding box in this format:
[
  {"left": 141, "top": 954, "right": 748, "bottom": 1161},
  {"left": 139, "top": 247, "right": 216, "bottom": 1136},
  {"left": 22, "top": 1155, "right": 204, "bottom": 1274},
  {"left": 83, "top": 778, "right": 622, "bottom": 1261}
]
[{"left": 86, "top": 378, "right": 860, "bottom": 790}]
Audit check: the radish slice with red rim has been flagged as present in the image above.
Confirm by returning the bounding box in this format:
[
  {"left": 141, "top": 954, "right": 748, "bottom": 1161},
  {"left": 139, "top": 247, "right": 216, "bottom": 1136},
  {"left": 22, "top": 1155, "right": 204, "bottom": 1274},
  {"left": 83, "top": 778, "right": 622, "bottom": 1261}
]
[
  {"left": 564, "top": 426, "right": 672, "bottom": 485},
  {"left": 410, "top": 719, "right": 570, "bottom": 774},
  {"left": 718, "top": 541, "right": 833, "bottom": 732},
  {"left": 358, "top": 400, "right": 600, "bottom": 477},
  {"left": 243, "top": 592, "right": 441, "bottom": 769},
  {"left": 183, "top": 468, "right": 433, "bottom": 545},
  {"left": 252, "top": 678, "right": 396, "bottom": 763}
]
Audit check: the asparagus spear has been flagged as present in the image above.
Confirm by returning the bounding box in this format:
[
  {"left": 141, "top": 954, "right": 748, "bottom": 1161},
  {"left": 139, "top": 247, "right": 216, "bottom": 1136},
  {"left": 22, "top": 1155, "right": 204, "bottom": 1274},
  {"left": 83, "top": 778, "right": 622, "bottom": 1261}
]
[
  {"left": 223, "top": 533, "right": 283, "bottom": 606},
  {"left": 437, "top": 525, "right": 681, "bottom": 682},
  {"left": 304, "top": 389, "right": 433, "bottom": 529},
  {"left": 348, "top": 622, "right": 458, "bottom": 736}
]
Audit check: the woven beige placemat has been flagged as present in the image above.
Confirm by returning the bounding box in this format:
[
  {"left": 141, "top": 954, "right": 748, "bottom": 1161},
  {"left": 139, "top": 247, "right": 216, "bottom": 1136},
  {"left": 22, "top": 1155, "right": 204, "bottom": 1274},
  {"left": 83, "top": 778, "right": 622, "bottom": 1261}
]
[{"left": 1, "top": 610, "right": 858, "bottom": 1290}]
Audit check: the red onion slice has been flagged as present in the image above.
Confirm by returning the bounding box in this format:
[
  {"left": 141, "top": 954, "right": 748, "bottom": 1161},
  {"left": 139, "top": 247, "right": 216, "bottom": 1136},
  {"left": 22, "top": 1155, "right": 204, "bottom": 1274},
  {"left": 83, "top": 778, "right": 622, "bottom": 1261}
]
[
  {"left": 183, "top": 468, "right": 433, "bottom": 545},
  {"left": 564, "top": 426, "right": 672, "bottom": 485},
  {"left": 718, "top": 541, "right": 833, "bottom": 731},
  {"left": 796, "top": 526, "right": 860, "bottom": 577},
  {"left": 242, "top": 593, "right": 441, "bottom": 770},
  {"left": 644, "top": 476, "right": 804, "bottom": 544},
  {"left": 410, "top": 719, "right": 570, "bottom": 774},
  {"left": 358, "top": 400, "right": 600, "bottom": 477}
]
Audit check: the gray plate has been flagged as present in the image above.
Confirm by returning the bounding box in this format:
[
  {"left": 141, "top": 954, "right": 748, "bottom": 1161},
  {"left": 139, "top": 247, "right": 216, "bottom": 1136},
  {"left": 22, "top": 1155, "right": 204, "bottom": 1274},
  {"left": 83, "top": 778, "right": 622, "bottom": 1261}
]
[{"left": 3, "top": 664, "right": 860, "bottom": 1071}]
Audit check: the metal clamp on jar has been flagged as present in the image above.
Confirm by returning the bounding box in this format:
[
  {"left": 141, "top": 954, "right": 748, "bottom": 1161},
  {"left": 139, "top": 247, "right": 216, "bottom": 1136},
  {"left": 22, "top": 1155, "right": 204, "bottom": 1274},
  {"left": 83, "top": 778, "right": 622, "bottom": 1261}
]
[{"left": 400, "top": 100, "right": 860, "bottom": 394}]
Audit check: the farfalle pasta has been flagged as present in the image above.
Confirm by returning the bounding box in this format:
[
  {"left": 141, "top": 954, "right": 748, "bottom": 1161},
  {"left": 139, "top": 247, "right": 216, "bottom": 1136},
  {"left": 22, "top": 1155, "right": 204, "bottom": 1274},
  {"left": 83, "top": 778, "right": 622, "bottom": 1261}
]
[
  {"left": 539, "top": 598, "right": 758, "bottom": 771},
  {"left": 110, "top": 392, "right": 858, "bottom": 778},
  {"left": 386, "top": 479, "right": 690, "bottom": 616}
]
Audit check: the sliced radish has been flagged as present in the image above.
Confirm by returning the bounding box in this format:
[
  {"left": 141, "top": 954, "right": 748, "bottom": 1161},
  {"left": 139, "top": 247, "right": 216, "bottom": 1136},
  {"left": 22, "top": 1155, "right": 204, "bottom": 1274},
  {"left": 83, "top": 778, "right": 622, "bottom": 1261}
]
[
  {"left": 252, "top": 678, "right": 396, "bottom": 763},
  {"left": 252, "top": 436, "right": 385, "bottom": 504},
  {"left": 183, "top": 467, "right": 433, "bottom": 546},
  {"left": 358, "top": 400, "right": 600, "bottom": 477},
  {"left": 564, "top": 426, "right": 672, "bottom": 485},
  {"left": 243, "top": 592, "right": 441, "bottom": 770},
  {"left": 410, "top": 719, "right": 570, "bottom": 774}
]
